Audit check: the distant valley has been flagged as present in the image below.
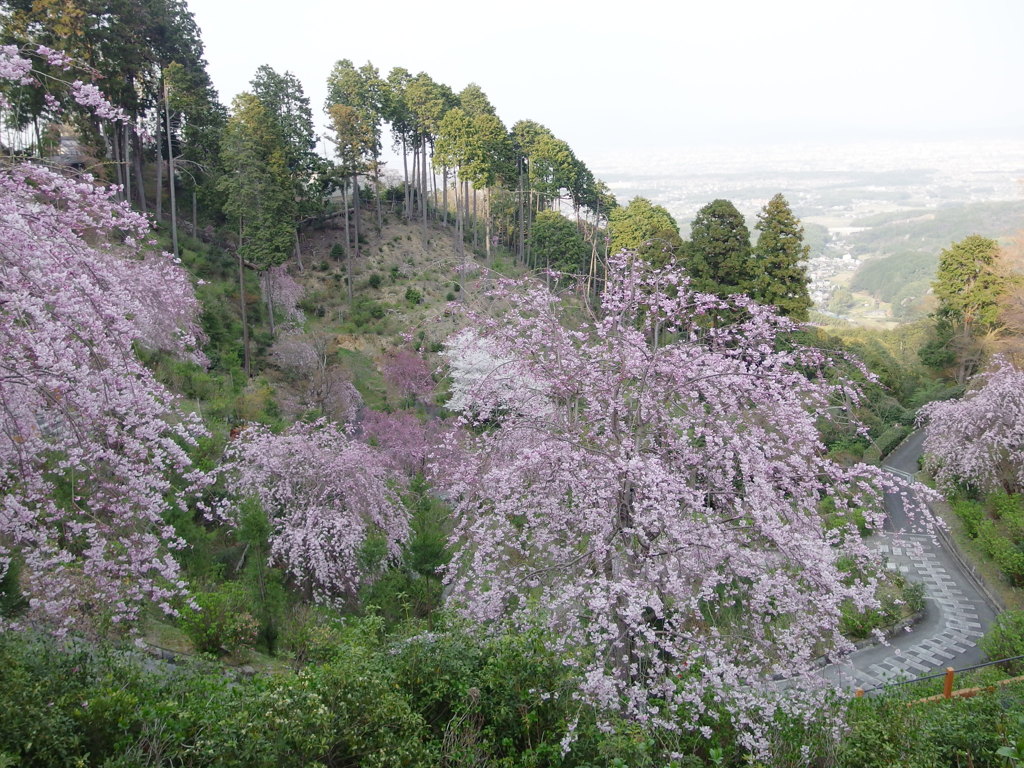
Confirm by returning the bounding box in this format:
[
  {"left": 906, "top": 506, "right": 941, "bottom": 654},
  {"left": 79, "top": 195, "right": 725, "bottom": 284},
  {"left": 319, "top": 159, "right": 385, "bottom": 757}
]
[{"left": 591, "top": 139, "right": 1024, "bottom": 325}]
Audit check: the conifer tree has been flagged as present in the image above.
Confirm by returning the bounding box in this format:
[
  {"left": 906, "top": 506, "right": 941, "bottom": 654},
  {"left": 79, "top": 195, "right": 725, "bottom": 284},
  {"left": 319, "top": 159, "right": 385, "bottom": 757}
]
[
  {"left": 751, "top": 193, "right": 812, "bottom": 320},
  {"left": 687, "top": 199, "right": 755, "bottom": 297}
]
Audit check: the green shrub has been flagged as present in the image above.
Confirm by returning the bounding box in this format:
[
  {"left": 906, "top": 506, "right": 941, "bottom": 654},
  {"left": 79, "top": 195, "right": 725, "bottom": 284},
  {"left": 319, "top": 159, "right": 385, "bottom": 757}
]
[
  {"left": 179, "top": 582, "right": 260, "bottom": 657},
  {"left": 837, "top": 684, "right": 1017, "bottom": 768},
  {"left": 405, "top": 286, "right": 422, "bottom": 305},
  {"left": 977, "top": 521, "right": 1024, "bottom": 585},
  {"left": 368, "top": 272, "right": 383, "bottom": 289},
  {"left": 303, "top": 646, "right": 435, "bottom": 767},
  {"left": 981, "top": 611, "right": 1024, "bottom": 675},
  {"left": 952, "top": 498, "right": 985, "bottom": 538},
  {"left": 278, "top": 605, "right": 347, "bottom": 667},
  {"left": 0, "top": 556, "right": 27, "bottom": 618},
  {"left": 993, "top": 492, "right": 1024, "bottom": 544},
  {"left": 0, "top": 636, "right": 88, "bottom": 766}
]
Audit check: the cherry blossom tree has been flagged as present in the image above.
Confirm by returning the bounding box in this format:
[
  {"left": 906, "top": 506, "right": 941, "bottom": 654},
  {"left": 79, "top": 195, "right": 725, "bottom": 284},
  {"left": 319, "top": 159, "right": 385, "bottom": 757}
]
[
  {"left": 269, "top": 329, "right": 362, "bottom": 424},
  {"left": 919, "top": 356, "right": 1024, "bottom": 494},
  {"left": 215, "top": 421, "right": 409, "bottom": 604},
  {"left": 442, "top": 328, "right": 551, "bottom": 420},
  {"left": 438, "top": 254, "right": 921, "bottom": 752},
  {"left": 0, "top": 46, "right": 206, "bottom": 632},
  {"left": 380, "top": 348, "right": 434, "bottom": 405},
  {"left": 359, "top": 409, "right": 438, "bottom": 477},
  {"left": 260, "top": 264, "right": 305, "bottom": 327}
]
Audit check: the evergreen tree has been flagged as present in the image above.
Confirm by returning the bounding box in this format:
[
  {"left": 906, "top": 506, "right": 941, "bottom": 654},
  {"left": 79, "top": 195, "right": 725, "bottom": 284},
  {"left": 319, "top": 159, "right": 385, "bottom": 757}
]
[
  {"left": 933, "top": 234, "right": 1003, "bottom": 330},
  {"left": 751, "top": 193, "right": 812, "bottom": 320},
  {"left": 687, "top": 199, "right": 755, "bottom": 296},
  {"left": 219, "top": 92, "right": 297, "bottom": 367},
  {"left": 250, "top": 66, "right": 322, "bottom": 218},
  {"left": 921, "top": 234, "right": 1005, "bottom": 383},
  {"left": 457, "top": 82, "right": 496, "bottom": 117}
]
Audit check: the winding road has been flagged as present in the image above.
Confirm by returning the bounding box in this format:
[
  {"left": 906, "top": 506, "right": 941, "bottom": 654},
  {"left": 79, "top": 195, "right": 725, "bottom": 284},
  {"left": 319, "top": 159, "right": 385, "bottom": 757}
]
[{"left": 820, "top": 432, "right": 999, "bottom": 691}]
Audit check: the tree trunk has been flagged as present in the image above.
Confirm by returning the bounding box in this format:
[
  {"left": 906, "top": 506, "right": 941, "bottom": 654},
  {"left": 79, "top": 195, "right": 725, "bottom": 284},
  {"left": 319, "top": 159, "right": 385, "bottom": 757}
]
[
  {"left": 155, "top": 144, "right": 163, "bottom": 222},
  {"left": 485, "top": 189, "right": 492, "bottom": 263},
  {"left": 429, "top": 146, "right": 437, "bottom": 221},
  {"left": 401, "top": 135, "right": 410, "bottom": 220},
  {"left": 293, "top": 229, "right": 304, "bottom": 271},
  {"left": 111, "top": 123, "right": 125, "bottom": 199},
  {"left": 342, "top": 180, "right": 351, "bottom": 260},
  {"left": 472, "top": 187, "right": 478, "bottom": 250},
  {"left": 123, "top": 126, "right": 132, "bottom": 207},
  {"left": 453, "top": 172, "right": 463, "bottom": 257},
  {"left": 411, "top": 141, "right": 419, "bottom": 218},
  {"left": 420, "top": 140, "right": 428, "bottom": 239},
  {"left": 517, "top": 157, "right": 526, "bottom": 263},
  {"left": 373, "top": 159, "right": 382, "bottom": 234},
  {"left": 164, "top": 81, "right": 179, "bottom": 259},
  {"left": 442, "top": 167, "right": 449, "bottom": 225},
  {"left": 238, "top": 221, "right": 251, "bottom": 378},
  {"left": 265, "top": 270, "right": 276, "bottom": 337},
  {"left": 131, "top": 131, "right": 147, "bottom": 215},
  {"left": 352, "top": 171, "right": 361, "bottom": 259}
]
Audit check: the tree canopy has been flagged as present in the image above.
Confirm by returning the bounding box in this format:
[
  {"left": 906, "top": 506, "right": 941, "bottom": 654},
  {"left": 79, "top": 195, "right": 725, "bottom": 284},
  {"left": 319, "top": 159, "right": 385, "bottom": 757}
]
[
  {"left": 607, "top": 196, "right": 683, "bottom": 266},
  {"left": 439, "top": 252, "right": 916, "bottom": 749},
  {"left": 687, "top": 198, "right": 756, "bottom": 296}
]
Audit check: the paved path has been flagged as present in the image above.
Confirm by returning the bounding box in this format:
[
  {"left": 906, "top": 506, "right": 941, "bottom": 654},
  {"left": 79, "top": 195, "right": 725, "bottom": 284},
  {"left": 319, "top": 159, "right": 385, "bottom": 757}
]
[{"left": 819, "top": 432, "right": 998, "bottom": 691}]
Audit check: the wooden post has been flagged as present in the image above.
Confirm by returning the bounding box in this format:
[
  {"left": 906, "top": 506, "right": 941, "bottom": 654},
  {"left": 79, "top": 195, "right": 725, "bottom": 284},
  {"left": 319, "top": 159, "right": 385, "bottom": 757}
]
[
  {"left": 854, "top": 688, "right": 864, "bottom": 698},
  {"left": 943, "top": 667, "right": 955, "bottom": 699}
]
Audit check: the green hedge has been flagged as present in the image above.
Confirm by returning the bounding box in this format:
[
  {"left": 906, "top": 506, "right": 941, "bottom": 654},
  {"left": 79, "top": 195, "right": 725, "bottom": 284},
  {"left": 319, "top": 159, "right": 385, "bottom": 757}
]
[{"left": 977, "top": 519, "right": 1024, "bottom": 586}]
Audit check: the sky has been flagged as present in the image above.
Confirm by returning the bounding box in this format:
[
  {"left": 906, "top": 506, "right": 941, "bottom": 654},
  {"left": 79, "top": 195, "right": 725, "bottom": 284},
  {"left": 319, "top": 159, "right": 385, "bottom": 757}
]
[{"left": 184, "top": 0, "right": 1024, "bottom": 166}]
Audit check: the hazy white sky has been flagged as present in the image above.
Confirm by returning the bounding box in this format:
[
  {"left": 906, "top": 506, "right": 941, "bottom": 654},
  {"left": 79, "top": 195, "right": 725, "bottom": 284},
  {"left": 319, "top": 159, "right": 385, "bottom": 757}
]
[{"left": 185, "top": 0, "right": 1024, "bottom": 163}]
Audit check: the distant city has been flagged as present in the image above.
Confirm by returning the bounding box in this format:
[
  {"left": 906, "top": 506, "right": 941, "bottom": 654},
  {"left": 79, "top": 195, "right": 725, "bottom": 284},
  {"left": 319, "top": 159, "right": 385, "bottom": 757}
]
[{"left": 590, "top": 139, "right": 1024, "bottom": 323}]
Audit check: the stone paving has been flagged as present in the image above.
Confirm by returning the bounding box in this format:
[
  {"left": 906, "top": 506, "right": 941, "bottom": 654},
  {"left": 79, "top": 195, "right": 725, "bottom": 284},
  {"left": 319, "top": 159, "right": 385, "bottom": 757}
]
[
  {"left": 818, "top": 436, "right": 999, "bottom": 691},
  {"left": 823, "top": 532, "right": 988, "bottom": 691}
]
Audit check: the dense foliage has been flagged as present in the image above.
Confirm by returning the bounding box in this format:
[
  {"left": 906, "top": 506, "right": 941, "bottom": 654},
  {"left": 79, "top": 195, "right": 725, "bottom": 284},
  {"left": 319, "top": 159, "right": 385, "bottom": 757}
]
[
  {"left": 439, "top": 252, "right": 920, "bottom": 752},
  {"left": 0, "top": 45, "right": 207, "bottom": 632},
  {"left": 752, "top": 193, "right": 812, "bottom": 320},
  {"left": 920, "top": 357, "right": 1024, "bottom": 494}
]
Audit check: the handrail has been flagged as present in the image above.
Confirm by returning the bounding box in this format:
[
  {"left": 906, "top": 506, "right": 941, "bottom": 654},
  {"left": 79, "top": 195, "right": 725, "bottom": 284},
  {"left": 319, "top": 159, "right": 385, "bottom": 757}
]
[{"left": 853, "top": 653, "right": 1024, "bottom": 698}]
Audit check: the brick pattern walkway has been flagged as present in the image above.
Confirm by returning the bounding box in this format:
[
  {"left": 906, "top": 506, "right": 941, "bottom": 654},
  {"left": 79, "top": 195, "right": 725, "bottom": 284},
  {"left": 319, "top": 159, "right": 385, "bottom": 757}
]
[{"left": 824, "top": 533, "right": 987, "bottom": 691}]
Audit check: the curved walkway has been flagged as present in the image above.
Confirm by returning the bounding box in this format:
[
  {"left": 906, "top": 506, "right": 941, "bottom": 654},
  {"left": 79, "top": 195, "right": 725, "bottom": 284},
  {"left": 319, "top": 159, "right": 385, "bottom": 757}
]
[{"left": 820, "top": 432, "right": 998, "bottom": 691}]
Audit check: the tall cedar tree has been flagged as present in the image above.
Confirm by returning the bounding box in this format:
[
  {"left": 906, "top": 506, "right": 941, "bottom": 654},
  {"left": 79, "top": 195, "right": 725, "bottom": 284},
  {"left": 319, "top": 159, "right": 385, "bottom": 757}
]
[
  {"left": 752, "top": 193, "right": 813, "bottom": 320},
  {"left": 687, "top": 198, "right": 756, "bottom": 296}
]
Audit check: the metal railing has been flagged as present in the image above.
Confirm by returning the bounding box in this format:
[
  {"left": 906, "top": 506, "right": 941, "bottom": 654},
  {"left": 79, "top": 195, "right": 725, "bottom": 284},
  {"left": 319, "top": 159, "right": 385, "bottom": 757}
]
[{"left": 855, "top": 654, "right": 1024, "bottom": 702}]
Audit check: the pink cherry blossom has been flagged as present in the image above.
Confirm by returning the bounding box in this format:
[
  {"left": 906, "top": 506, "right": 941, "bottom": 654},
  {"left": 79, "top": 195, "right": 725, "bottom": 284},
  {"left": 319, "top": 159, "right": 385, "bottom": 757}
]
[
  {"left": 214, "top": 420, "right": 409, "bottom": 604},
  {"left": 919, "top": 356, "right": 1024, "bottom": 494},
  {"left": 0, "top": 46, "right": 207, "bottom": 634},
  {"left": 436, "top": 252, "right": 924, "bottom": 752}
]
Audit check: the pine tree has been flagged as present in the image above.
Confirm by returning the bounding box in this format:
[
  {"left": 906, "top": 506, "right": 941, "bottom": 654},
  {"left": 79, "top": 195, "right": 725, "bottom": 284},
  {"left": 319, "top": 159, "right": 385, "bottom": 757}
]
[{"left": 751, "top": 193, "right": 812, "bottom": 320}]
